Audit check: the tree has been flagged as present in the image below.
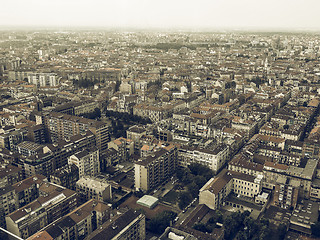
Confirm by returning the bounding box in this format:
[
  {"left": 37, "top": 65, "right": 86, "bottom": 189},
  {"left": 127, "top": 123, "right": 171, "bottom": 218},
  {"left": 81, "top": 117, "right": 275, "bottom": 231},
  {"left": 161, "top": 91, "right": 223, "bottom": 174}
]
[
  {"left": 178, "top": 192, "right": 192, "bottom": 210},
  {"left": 208, "top": 210, "right": 223, "bottom": 224},
  {"left": 187, "top": 182, "right": 199, "bottom": 198},
  {"left": 115, "top": 80, "right": 121, "bottom": 92},
  {"left": 193, "top": 223, "right": 212, "bottom": 233},
  {"left": 311, "top": 222, "right": 320, "bottom": 238},
  {"left": 148, "top": 211, "right": 177, "bottom": 234}
]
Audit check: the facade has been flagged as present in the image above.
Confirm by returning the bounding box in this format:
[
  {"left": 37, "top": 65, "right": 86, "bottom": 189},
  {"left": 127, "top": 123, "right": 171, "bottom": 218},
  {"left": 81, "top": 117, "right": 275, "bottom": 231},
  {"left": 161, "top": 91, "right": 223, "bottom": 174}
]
[
  {"left": 0, "top": 129, "right": 26, "bottom": 151},
  {"left": 68, "top": 147, "right": 100, "bottom": 178},
  {"left": 127, "top": 125, "right": 147, "bottom": 154},
  {"left": 0, "top": 185, "right": 16, "bottom": 228},
  {"left": 101, "top": 148, "right": 118, "bottom": 169},
  {"left": 135, "top": 147, "right": 177, "bottom": 191},
  {"left": 76, "top": 177, "right": 112, "bottom": 203}
]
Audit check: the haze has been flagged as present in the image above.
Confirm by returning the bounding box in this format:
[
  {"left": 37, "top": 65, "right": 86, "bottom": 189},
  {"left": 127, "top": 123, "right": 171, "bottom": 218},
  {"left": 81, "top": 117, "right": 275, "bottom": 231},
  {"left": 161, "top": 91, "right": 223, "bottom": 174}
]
[{"left": 1, "top": 0, "right": 320, "bottom": 30}]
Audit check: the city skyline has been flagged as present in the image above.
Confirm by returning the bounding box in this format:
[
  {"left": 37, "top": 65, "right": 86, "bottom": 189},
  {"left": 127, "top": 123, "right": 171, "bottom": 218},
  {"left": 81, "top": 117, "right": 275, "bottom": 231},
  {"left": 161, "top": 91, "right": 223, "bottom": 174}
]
[{"left": 1, "top": 0, "right": 320, "bottom": 31}]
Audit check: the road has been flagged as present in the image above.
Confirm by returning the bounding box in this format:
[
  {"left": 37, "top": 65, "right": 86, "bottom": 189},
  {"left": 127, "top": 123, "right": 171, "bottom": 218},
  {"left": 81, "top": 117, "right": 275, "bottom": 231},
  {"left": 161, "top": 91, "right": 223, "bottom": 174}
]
[{"left": 175, "top": 199, "right": 199, "bottom": 226}]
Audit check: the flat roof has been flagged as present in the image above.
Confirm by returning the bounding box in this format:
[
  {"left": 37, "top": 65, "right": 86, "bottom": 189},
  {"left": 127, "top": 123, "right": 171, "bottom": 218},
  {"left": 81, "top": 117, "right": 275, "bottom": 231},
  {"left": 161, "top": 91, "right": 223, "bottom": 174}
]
[{"left": 137, "top": 195, "right": 159, "bottom": 208}]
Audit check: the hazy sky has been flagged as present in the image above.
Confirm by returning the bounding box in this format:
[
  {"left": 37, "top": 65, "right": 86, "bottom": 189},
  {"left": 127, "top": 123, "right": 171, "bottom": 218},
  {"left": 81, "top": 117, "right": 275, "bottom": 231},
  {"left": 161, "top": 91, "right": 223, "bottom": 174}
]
[{"left": 1, "top": 0, "right": 320, "bottom": 30}]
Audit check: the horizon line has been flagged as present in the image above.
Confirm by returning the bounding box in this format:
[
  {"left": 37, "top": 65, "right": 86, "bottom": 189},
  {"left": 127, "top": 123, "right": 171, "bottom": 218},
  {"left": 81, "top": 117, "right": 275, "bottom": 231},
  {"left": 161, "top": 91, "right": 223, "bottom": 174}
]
[{"left": 0, "top": 25, "right": 320, "bottom": 34}]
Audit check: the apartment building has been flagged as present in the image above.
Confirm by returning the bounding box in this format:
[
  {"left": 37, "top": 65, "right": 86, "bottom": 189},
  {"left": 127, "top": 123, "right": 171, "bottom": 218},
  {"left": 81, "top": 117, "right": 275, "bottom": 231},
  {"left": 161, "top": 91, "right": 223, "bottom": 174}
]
[
  {"left": 53, "top": 101, "right": 100, "bottom": 116},
  {"left": 28, "top": 73, "right": 59, "bottom": 87},
  {"left": 0, "top": 164, "right": 24, "bottom": 188},
  {"left": 32, "top": 199, "right": 111, "bottom": 240},
  {"left": 126, "top": 125, "right": 147, "bottom": 154},
  {"left": 135, "top": 147, "right": 177, "bottom": 191},
  {"left": 6, "top": 184, "right": 77, "bottom": 239},
  {"left": 178, "top": 143, "right": 229, "bottom": 174},
  {"left": 228, "top": 156, "right": 264, "bottom": 177},
  {"left": 273, "top": 176, "right": 299, "bottom": 209},
  {"left": 76, "top": 177, "right": 112, "bottom": 203},
  {"left": 0, "top": 129, "right": 26, "bottom": 151},
  {"left": 0, "top": 185, "right": 16, "bottom": 228},
  {"left": 133, "top": 104, "right": 171, "bottom": 122},
  {"left": 13, "top": 175, "right": 46, "bottom": 209},
  {"left": 41, "top": 111, "right": 110, "bottom": 153},
  {"left": 68, "top": 147, "right": 100, "bottom": 178},
  {"left": 108, "top": 137, "right": 134, "bottom": 163},
  {"left": 86, "top": 209, "right": 146, "bottom": 240},
  {"left": 26, "top": 124, "right": 47, "bottom": 144},
  {"left": 50, "top": 164, "right": 79, "bottom": 190},
  {"left": 43, "top": 130, "right": 96, "bottom": 172},
  {"left": 263, "top": 158, "right": 317, "bottom": 197}
]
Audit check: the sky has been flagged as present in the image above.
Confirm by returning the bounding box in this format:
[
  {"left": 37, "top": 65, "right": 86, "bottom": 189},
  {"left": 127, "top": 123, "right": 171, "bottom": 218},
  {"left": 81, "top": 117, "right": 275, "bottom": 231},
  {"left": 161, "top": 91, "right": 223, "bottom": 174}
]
[{"left": 1, "top": 0, "right": 320, "bottom": 31}]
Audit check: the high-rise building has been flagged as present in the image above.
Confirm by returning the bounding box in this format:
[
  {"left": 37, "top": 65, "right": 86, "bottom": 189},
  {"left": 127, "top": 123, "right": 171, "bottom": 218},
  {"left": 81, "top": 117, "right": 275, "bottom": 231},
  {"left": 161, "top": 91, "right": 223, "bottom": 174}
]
[
  {"left": 68, "top": 147, "right": 100, "bottom": 178},
  {"left": 27, "top": 73, "right": 59, "bottom": 87},
  {"left": 41, "top": 111, "right": 110, "bottom": 154},
  {"left": 29, "top": 199, "right": 111, "bottom": 240},
  {"left": 135, "top": 147, "right": 177, "bottom": 191},
  {"left": 6, "top": 182, "right": 77, "bottom": 239}
]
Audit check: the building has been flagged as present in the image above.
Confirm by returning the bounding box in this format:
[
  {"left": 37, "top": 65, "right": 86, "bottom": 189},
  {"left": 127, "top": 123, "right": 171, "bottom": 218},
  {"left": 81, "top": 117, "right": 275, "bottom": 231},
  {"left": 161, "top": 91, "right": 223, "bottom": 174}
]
[
  {"left": 6, "top": 183, "right": 77, "bottom": 239},
  {"left": 0, "top": 185, "right": 16, "bottom": 228},
  {"left": 289, "top": 200, "right": 319, "bottom": 235},
  {"left": 28, "top": 73, "right": 59, "bottom": 87},
  {"left": 21, "top": 131, "right": 96, "bottom": 177},
  {"left": 12, "top": 175, "right": 46, "bottom": 209},
  {"left": 101, "top": 148, "right": 118, "bottom": 170},
  {"left": 108, "top": 137, "right": 134, "bottom": 163},
  {"left": 41, "top": 111, "right": 110, "bottom": 153},
  {"left": 199, "top": 169, "right": 263, "bottom": 210},
  {"left": 136, "top": 195, "right": 159, "bottom": 209},
  {"left": 50, "top": 164, "right": 79, "bottom": 190},
  {"left": 35, "top": 199, "right": 111, "bottom": 240},
  {"left": 273, "top": 176, "right": 299, "bottom": 209},
  {"left": 178, "top": 144, "right": 230, "bottom": 174},
  {"left": 26, "top": 124, "right": 47, "bottom": 144},
  {"left": 86, "top": 209, "right": 146, "bottom": 240},
  {"left": 76, "top": 177, "right": 112, "bottom": 203},
  {"left": 126, "top": 125, "right": 147, "bottom": 154},
  {"left": 159, "top": 227, "right": 198, "bottom": 240},
  {"left": 0, "top": 129, "right": 26, "bottom": 151},
  {"left": 68, "top": 147, "right": 100, "bottom": 178},
  {"left": 14, "top": 141, "right": 43, "bottom": 156},
  {"left": 135, "top": 147, "right": 177, "bottom": 191},
  {"left": 0, "top": 164, "right": 24, "bottom": 188}
]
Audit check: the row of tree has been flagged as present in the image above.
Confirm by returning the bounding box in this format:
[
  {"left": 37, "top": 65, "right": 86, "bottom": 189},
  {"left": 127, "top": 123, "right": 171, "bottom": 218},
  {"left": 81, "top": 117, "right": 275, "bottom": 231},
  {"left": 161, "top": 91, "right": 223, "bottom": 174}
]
[
  {"left": 224, "top": 211, "right": 287, "bottom": 240},
  {"left": 72, "top": 79, "right": 98, "bottom": 88},
  {"left": 148, "top": 210, "right": 177, "bottom": 234},
  {"left": 105, "top": 110, "right": 151, "bottom": 125},
  {"left": 193, "top": 210, "right": 223, "bottom": 233},
  {"left": 79, "top": 108, "right": 101, "bottom": 120},
  {"left": 176, "top": 163, "right": 213, "bottom": 209}
]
